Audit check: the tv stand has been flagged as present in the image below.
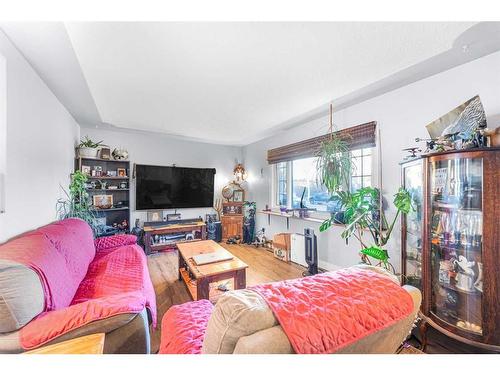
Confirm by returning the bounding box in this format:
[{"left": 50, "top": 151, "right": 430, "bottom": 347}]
[{"left": 143, "top": 220, "right": 207, "bottom": 255}]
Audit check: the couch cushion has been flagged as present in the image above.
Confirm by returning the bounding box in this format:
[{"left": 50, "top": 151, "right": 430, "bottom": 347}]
[
  {"left": 201, "top": 289, "right": 278, "bottom": 354},
  {"left": 0, "top": 260, "right": 44, "bottom": 333},
  {"left": 17, "top": 243, "right": 156, "bottom": 350},
  {"left": 37, "top": 218, "right": 96, "bottom": 292},
  {"left": 0, "top": 219, "right": 96, "bottom": 313}
]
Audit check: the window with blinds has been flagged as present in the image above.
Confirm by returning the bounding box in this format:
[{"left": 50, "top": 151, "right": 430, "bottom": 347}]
[
  {"left": 267, "top": 121, "right": 376, "bottom": 165},
  {"left": 269, "top": 121, "right": 377, "bottom": 212}
]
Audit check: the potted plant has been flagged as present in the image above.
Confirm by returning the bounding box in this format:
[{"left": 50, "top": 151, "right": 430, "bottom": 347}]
[
  {"left": 77, "top": 136, "right": 103, "bottom": 158},
  {"left": 319, "top": 187, "right": 413, "bottom": 273},
  {"left": 316, "top": 133, "right": 352, "bottom": 194},
  {"left": 56, "top": 170, "right": 97, "bottom": 235}
]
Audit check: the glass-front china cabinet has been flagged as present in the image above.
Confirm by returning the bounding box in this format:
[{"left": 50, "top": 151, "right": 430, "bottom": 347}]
[
  {"left": 401, "top": 159, "right": 424, "bottom": 290},
  {"left": 401, "top": 148, "right": 500, "bottom": 352}
]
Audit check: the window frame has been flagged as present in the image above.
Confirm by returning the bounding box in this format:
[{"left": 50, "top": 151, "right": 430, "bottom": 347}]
[
  {"left": 272, "top": 146, "right": 376, "bottom": 218},
  {"left": 349, "top": 147, "right": 373, "bottom": 192},
  {"left": 272, "top": 161, "right": 291, "bottom": 209}
]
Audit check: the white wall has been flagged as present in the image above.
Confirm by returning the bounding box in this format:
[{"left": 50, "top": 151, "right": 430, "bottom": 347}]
[
  {"left": 243, "top": 51, "right": 500, "bottom": 273},
  {"left": 0, "top": 53, "right": 6, "bottom": 216},
  {"left": 0, "top": 30, "right": 80, "bottom": 243},
  {"left": 82, "top": 127, "right": 242, "bottom": 225}
]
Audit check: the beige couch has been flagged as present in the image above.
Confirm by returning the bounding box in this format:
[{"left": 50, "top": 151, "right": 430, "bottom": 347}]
[{"left": 201, "top": 267, "right": 421, "bottom": 354}]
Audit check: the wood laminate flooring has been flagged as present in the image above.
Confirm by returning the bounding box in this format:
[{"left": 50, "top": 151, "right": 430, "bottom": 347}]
[{"left": 147, "top": 243, "right": 305, "bottom": 353}]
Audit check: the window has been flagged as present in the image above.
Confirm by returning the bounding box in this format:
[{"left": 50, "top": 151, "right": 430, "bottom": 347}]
[
  {"left": 274, "top": 147, "right": 374, "bottom": 213},
  {"left": 291, "top": 157, "right": 331, "bottom": 211},
  {"left": 350, "top": 147, "right": 372, "bottom": 192},
  {"left": 276, "top": 162, "right": 288, "bottom": 206}
]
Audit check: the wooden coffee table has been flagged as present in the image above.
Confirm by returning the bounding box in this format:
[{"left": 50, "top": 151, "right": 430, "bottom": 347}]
[{"left": 177, "top": 240, "right": 248, "bottom": 301}]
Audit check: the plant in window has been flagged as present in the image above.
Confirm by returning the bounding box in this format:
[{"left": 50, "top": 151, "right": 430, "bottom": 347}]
[
  {"left": 319, "top": 187, "right": 413, "bottom": 273},
  {"left": 56, "top": 170, "right": 97, "bottom": 235}
]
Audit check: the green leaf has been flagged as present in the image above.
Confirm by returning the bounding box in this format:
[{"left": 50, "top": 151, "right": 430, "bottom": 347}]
[
  {"left": 393, "top": 187, "right": 413, "bottom": 214},
  {"left": 319, "top": 218, "right": 333, "bottom": 232},
  {"left": 360, "top": 246, "right": 389, "bottom": 262}
]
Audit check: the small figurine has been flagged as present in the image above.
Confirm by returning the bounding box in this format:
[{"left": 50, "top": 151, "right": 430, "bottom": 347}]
[
  {"left": 112, "top": 148, "right": 129, "bottom": 160},
  {"left": 454, "top": 255, "right": 476, "bottom": 293},
  {"left": 252, "top": 228, "right": 267, "bottom": 248},
  {"left": 402, "top": 147, "right": 421, "bottom": 159}
]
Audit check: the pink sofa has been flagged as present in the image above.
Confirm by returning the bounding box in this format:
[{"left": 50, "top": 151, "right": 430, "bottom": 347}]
[{"left": 0, "top": 218, "right": 156, "bottom": 353}]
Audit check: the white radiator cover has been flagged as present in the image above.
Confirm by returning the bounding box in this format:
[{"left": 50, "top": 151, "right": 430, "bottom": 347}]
[{"left": 290, "top": 233, "right": 307, "bottom": 267}]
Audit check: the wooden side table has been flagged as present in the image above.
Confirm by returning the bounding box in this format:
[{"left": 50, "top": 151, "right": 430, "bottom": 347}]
[{"left": 24, "top": 333, "right": 105, "bottom": 354}]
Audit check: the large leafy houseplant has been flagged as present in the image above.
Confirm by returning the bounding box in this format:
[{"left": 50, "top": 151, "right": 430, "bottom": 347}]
[
  {"left": 319, "top": 187, "right": 413, "bottom": 273},
  {"left": 56, "top": 171, "right": 97, "bottom": 235}
]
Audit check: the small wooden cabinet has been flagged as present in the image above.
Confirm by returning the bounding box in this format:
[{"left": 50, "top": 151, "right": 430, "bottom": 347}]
[{"left": 221, "top": 215, "right": 243, "bottom": 241}]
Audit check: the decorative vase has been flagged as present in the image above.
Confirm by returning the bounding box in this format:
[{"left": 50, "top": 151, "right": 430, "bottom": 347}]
[{"left": 78, "top": 147, "right": 98, "bottom": 158}]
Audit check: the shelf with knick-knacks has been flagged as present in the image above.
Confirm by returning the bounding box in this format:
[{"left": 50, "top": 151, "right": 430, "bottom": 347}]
[
  {"left": 401, "top": 148, "right": 500, "bottom": 352},
  {"left": 75, "top": 156, "right": 131, "bottom": 237}
]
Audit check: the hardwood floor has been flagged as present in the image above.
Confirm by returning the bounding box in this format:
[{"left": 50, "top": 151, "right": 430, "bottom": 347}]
[{"left": 147, "top": 243, "right": 305, "bottom": 353}]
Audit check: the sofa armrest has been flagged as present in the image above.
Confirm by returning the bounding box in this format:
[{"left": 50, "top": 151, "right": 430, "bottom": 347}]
[
  {"left": 94, "top": 234, "right": 137, "bottom": 251},
  {"left": 233, "top": 326, "right": 293, "bottom": 354},
  {"left": 19, "top": 292, "right": 148, "bottom": 351}
]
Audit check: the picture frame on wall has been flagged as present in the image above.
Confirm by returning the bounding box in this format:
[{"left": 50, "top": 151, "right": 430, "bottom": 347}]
[{"left": 232, "top": 189, "right": 244, "bottom": 202}]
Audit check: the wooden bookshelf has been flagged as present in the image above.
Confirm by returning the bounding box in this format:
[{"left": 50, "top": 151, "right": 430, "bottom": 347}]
[{"left": 75, "top": 156, "right": 131, "bottom": 237}]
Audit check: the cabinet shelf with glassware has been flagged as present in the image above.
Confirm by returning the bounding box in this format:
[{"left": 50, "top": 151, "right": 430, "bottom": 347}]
[{"left": 401, "top": 148, "right": 500, "bottom": 352}]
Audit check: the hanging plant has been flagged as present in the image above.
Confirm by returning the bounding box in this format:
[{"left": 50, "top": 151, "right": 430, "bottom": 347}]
[{"left": 316, "top": 104, "right": 352, "bottom": 194}]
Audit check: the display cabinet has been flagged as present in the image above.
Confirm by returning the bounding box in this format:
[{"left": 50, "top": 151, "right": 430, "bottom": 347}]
[
  {"left": 401, "top": 158, "right": 424, "bottom": 290},
  {"left": 401, "top": 148, "right": 500, "bottom": 352}
]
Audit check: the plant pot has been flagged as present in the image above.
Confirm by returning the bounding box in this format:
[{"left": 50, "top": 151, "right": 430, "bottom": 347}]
[{"left": 78, "top": 147, "right": 98, "bottom": 158}]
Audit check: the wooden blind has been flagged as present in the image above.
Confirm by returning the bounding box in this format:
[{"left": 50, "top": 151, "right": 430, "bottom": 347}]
[{"left": 267, "top": 121, "right": 377, "bottom": 164}]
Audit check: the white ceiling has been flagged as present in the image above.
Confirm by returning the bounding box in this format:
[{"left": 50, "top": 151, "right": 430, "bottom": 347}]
[{"left": 3, "top": 22, "right": 500, "bottom": 145}]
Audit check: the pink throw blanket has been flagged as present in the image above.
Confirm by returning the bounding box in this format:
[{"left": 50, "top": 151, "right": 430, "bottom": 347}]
[
  {"left": 251, "top": 268, "right": 414, "bottom": 354},
  {"left": 0, "top": 219, "right": 96, "bottom": 311},
  {"left": 159, "top": 300, "right": 214, "bottom": 354},
  {"left": 20, "top": 244, "right": 157, "bottom": 350}
]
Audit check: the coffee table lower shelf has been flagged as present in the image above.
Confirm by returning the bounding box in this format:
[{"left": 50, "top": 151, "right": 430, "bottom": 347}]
[{"left": 179, "top": 267, "right": 233, "bottom": 302}]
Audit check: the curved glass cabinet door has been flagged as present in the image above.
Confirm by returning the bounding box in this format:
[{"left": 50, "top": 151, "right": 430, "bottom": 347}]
[
  {"left": 402, "top": 161, "right": 423, "bottom": 289},
  {"left": 429, "top": 156, "right": 483, "bottom": 335}
]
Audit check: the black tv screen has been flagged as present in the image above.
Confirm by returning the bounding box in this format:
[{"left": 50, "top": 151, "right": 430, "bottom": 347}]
[{"left": 135, "top": 164, "right": 215, "bottom": 210}]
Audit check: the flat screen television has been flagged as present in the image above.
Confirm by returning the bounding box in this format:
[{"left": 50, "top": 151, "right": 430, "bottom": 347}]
[{"left": 135, "top": 164, "right": 216, "bottom": 210}]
